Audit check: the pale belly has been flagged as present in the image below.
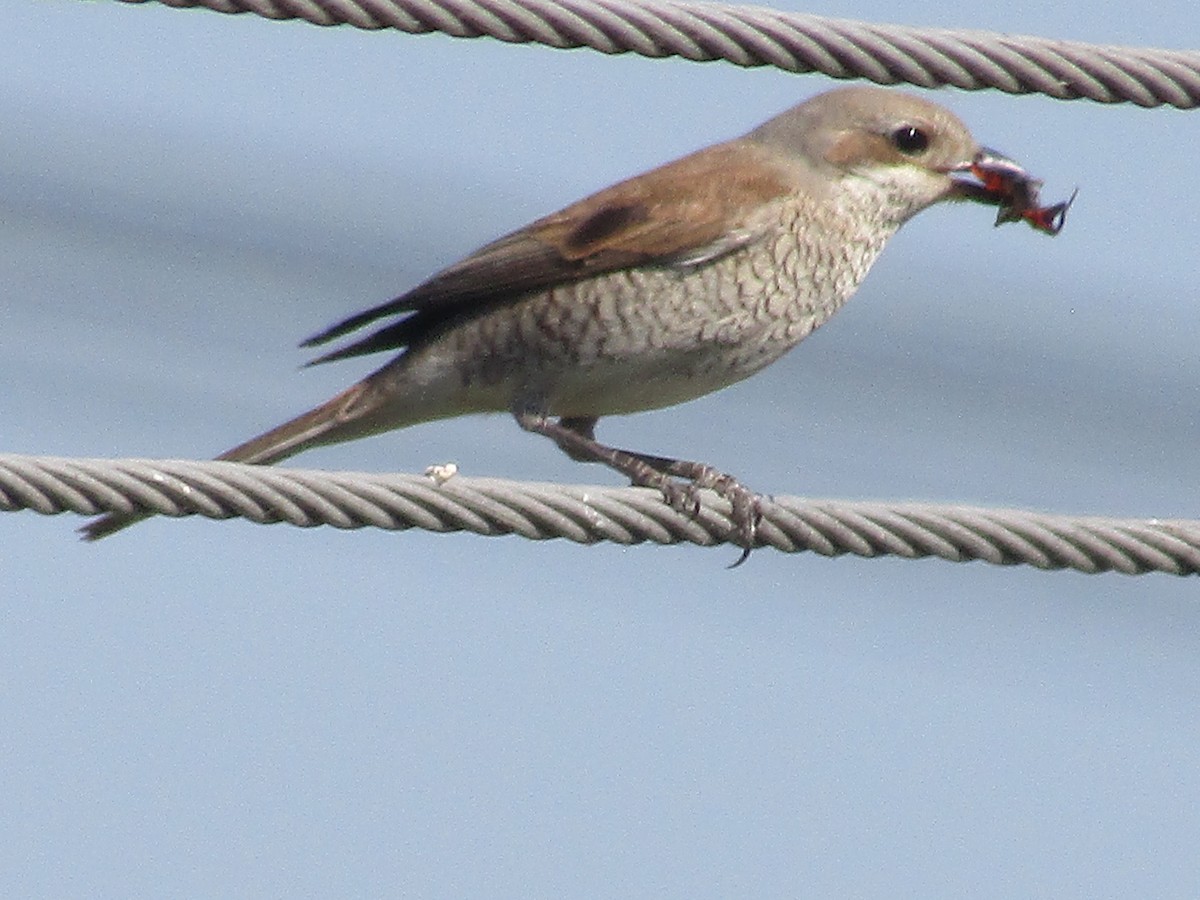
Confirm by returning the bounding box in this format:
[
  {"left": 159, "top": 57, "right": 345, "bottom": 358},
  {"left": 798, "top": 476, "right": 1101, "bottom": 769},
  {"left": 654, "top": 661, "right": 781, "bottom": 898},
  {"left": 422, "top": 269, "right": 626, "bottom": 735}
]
[{"left": 391, "top": 197, "right": 891, "bottom": 421}]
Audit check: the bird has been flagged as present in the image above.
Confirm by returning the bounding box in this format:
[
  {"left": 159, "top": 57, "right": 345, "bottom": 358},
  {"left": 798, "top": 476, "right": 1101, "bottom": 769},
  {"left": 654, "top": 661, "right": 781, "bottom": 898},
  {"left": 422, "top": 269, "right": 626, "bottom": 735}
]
[{"left": 82, "top": 85, "right": 1035, "bottom": 556}]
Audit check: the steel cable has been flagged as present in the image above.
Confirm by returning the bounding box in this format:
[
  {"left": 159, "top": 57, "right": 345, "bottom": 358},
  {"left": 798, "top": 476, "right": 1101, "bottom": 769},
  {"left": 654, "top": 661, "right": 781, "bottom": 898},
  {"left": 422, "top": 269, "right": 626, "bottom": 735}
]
[
  {"left": 116, "top": 0, "right": 1200, "bottom": 108},
  {"left": 4, "top": 454, "right": 1197, "bottom": 575}
]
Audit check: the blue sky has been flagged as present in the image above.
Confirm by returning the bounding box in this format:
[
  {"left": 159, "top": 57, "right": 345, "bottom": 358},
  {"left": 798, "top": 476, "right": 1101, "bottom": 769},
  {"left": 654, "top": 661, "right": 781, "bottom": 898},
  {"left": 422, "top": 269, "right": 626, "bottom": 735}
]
[{"left": 4, "top": 0, "right": 1200, "bottom": 896}]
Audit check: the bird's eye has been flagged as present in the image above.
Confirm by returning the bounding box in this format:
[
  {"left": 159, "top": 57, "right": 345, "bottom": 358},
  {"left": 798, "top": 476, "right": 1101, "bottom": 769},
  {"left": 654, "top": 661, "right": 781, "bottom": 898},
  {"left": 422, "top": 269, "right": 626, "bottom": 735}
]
[{"left": 891, "top": 125, "right": 930, "bottom": 155}]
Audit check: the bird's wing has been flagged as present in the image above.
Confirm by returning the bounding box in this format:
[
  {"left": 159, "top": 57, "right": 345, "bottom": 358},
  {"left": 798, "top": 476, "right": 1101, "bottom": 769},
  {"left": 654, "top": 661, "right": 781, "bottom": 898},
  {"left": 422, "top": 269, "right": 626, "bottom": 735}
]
[{"left": 303, "top": 141, "right": 796, "bottom": 364}]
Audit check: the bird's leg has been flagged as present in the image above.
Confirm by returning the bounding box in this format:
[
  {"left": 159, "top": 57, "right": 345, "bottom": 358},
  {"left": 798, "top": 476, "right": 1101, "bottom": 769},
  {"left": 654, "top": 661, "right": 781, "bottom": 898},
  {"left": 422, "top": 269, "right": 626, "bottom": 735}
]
[
  {"left": 513, "top": 411, "right": 760, "bottom": 565},
  {"left": 515, "top": 412, "right": 695, "bottom": 512},
  {"left": 555, "top": 416, "right": 601, "bottom": 460}
]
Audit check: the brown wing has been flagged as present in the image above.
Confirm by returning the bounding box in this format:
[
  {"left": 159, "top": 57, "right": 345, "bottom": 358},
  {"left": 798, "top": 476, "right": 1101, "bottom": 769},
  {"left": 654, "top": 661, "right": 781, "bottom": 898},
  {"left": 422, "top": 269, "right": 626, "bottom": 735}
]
[{"left": 304, "top": 141, "right": 795, "bottom": 364}]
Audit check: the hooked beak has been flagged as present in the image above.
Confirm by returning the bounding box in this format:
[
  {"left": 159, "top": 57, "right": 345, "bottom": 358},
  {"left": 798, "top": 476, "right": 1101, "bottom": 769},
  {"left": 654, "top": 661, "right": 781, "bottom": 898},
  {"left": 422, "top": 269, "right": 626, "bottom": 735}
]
[{"left": 948, "top": 147, "right": 1036, "bottom": 204}]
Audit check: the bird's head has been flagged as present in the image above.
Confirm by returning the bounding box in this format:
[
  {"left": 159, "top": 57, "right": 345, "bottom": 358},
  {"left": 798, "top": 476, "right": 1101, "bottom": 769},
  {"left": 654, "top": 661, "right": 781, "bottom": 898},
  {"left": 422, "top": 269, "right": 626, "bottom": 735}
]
[
  {"left": 747, "top": 86, "right": 983, "bottom": 223},
  {"left": 747, "top": 86, "right": 1070, "bottom": 233}
]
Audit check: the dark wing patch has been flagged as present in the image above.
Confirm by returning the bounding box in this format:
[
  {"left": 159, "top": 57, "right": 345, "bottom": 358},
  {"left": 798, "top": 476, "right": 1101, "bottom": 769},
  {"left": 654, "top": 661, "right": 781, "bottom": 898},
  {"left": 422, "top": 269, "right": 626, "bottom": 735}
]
[
  {"left": 563, "top": 204, "right": 649, "bottom": 255},
  {"left": 304, "top": 140, "right": 795, "bottom": 364}
]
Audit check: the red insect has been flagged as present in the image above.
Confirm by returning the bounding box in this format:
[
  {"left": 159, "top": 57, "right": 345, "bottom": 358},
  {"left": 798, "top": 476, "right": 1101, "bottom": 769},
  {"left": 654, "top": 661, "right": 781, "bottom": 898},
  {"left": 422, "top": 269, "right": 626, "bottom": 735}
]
[{"left": 959, "top": 151, "right": 1076, "bottom": 235}]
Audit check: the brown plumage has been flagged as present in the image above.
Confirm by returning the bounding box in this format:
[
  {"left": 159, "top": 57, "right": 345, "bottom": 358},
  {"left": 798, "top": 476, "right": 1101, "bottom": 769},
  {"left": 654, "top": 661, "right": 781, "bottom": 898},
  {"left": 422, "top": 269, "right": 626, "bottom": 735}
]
[{"left": 82, "top": 86, "right": 1038, "bottom": 553}]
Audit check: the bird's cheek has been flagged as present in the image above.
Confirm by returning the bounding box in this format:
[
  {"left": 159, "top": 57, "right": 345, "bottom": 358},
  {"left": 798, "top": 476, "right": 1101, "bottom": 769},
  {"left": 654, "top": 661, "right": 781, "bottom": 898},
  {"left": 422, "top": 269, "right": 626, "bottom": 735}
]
[
  {"left": 822, "top": 131, "right": 890, "bottom": 170},
  {"left": 932, "top": 174, "right": 961, "bottom": 202},
  {"left": 884, "top": 168, "right": 958, "bottom": 220}
]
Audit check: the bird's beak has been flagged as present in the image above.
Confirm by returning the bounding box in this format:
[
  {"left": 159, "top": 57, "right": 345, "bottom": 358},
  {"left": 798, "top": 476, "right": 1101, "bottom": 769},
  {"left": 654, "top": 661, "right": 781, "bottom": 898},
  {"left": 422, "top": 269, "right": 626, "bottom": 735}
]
[
  {"left": 948, "top": 148, "right": 1075, "bottom": 236},
  {"left": 947, "top": 147, "right": 1034, "bottom": 205}
]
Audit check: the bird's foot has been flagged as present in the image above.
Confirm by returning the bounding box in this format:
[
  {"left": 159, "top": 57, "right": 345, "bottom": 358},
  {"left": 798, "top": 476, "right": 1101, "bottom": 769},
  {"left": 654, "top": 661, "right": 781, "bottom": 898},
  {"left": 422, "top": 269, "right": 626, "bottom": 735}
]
[
  {"left": 648, "top": 475, "right": 703, "bottom": 518},
  {"left": 514, "top": 411, "right": 763, "bottom": 566},
  {"left": 636, "top": 460, "right": 763, "bottom": 568}
]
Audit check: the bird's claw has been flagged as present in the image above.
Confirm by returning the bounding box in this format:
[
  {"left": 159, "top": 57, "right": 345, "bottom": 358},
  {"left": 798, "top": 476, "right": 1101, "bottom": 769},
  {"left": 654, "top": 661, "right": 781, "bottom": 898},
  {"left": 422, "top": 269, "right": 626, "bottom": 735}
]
[
  {"left": 646, "top": 466, "right": 762, "bottom": 567},
  {"left": 724, "top": 484, "right": 763, "bottom": 569},
  {"left": 655, "top": 478, "right": 702, "bottom": 517}
]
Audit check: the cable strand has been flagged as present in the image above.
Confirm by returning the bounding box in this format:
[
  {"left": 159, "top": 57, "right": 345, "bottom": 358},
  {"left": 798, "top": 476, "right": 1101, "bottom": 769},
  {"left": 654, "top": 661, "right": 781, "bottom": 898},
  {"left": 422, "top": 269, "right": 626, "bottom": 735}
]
[
  {"left": 4, "top": 454, "right": 1197, "bottom": 575},
  {"left": 113, "top": 0, "right": 1200, "bottom": 108}
]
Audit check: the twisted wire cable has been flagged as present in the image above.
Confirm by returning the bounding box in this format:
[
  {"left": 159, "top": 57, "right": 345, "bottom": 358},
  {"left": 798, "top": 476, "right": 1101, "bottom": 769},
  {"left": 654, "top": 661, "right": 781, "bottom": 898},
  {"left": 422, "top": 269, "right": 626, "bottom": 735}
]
[
  {"left": 3, "top": 454, "right": 1197, "bottom": 575},
  {"left": 115, "top": 0, "right": 1200, "bottom": 108}
]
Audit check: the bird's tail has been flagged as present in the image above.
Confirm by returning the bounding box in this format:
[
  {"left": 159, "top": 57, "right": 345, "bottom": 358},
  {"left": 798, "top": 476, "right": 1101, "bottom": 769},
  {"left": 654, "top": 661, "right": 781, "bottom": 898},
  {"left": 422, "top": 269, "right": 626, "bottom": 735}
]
[
  {"left": 79, "top": 379, "right": 390, "bottom": 541},
  {"left": 214, "top": 380, "right": 379, "bottom": 466}
]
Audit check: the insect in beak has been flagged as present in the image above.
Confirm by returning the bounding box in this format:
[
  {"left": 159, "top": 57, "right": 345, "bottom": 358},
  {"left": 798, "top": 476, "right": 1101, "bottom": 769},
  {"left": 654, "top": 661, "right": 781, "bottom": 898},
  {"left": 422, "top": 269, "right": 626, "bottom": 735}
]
[{"left": 950, "top": 149, "right": 1076, "bottom": 235}]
